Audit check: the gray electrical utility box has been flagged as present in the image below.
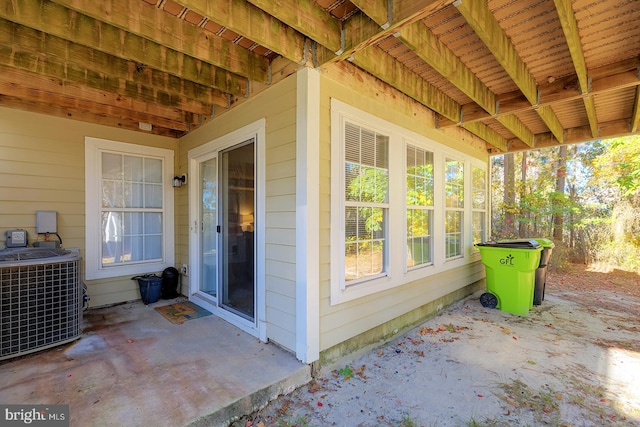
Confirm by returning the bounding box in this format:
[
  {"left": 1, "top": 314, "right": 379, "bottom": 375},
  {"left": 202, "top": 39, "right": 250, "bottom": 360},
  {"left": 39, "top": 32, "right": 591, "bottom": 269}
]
[{"left": 36, "top": 210, "right": 58, "bottom": 233}]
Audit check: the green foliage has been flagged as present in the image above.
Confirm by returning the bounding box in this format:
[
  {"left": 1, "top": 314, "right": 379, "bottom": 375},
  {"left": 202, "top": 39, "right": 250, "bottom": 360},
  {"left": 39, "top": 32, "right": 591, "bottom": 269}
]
[
  {"left": 338, "top": 364, "right": 353, "bottom": 379},
  {"left": 346, "top": 166, "right": 388, "bottom": 236},
  {"left": 492, "top": 137, "right": 640, "bottom": 272},
  {"left": 592, "top": 136, "right": 640, "bottom": 199}
]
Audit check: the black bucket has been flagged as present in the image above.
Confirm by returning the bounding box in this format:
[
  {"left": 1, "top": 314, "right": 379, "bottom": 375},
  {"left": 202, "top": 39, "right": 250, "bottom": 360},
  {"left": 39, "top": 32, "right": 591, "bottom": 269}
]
[
  {"left": 132, "top": 275, "right": 162, "bottom": 305},
  {"left": 161, "top": 267, "right": 180, "bottom": 299}
]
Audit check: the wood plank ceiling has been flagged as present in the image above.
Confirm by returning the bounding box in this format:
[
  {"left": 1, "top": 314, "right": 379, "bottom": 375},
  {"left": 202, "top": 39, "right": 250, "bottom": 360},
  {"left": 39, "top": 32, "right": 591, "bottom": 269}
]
[{"left": 1, "top": 0, "right": 639, "bottom": 152}]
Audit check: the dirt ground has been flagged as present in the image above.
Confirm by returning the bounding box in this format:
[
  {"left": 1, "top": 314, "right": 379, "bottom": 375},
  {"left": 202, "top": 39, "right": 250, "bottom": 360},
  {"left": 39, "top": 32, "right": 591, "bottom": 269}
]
[{"left": 235, "top": 264, "right": 640, "bottom": 427}]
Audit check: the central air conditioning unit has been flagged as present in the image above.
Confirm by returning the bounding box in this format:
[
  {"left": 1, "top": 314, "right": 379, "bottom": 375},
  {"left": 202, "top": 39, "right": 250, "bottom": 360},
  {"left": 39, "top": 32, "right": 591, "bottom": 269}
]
[{"left": 0, "top": 248, "right": 83, "bottom": 360}]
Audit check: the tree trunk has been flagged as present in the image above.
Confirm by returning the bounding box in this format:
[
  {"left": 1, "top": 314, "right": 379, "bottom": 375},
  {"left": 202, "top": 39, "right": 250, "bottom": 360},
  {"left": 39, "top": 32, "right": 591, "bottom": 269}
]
[
  {"left": 519, "top": 152, "right": 528, "bottom": 237},
  {"left": 553, "top": 145, "right": 567, "bottom": 241},
  {"left": 504, "top": 153, "right": 516, "bottom": 237},
  {"left": 569, "top": 183, "right": 576, "bottom": 248}
]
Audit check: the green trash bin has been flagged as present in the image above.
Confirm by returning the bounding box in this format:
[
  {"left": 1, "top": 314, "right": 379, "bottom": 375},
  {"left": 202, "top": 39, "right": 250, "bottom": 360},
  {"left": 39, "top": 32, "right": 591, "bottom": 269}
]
[
  {"left": 497, "top": 238, "right": 555, "bottom": 306},
  {"left": 475, "top": 240, "right": 543, "bottom": 315}
]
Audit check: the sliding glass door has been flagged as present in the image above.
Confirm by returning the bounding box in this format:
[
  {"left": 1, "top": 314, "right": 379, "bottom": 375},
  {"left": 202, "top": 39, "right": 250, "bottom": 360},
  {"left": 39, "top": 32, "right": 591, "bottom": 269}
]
[
  {"left": 220, "top": 141, "right": 255, "bottom": 320},
  {"left": 192, "top": 139, "right": 256, "bottom": 324}
]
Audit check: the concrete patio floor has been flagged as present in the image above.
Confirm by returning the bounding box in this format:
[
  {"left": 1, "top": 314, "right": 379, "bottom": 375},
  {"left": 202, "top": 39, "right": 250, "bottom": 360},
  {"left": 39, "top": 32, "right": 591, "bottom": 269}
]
[{"left": 0, "top": 297, "right": 312, "bottom": 427}]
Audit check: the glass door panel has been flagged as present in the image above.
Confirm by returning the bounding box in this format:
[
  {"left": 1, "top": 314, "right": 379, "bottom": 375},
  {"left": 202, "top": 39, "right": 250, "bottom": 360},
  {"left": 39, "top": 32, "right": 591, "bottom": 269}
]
[
  {"left": 221, "top": 140, "right": 255, "bottom": 321},
  {"left": 200, "top": 158, "right": 218, "bottom": 298}
]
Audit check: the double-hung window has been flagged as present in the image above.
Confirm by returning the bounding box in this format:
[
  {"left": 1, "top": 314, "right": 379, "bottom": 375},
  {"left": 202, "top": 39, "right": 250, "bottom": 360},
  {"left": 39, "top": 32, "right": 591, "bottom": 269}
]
[
  {"left": 331, "top": 99, "right": 486, "bottom": 304},
  {"left": 343, "top": 122, "right": 389, "bottom": 283},
  {"left": 85, "top": 138, "right": 174, "bottom": 280},
  {"left": 406, "top": 144, "right": 434, "bottom": 268},
  {"left": 445, "top": 158, "right": 464, "bottom": 259},
  {"left": 472, "top": 165, "right": 487, "bottom": 247}
]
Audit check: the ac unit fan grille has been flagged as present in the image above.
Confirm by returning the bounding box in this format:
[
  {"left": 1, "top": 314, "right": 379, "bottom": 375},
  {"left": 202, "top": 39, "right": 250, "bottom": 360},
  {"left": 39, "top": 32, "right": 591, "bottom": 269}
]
[{"left": 1, "top": 258, "right": 82, "bottom": 360}]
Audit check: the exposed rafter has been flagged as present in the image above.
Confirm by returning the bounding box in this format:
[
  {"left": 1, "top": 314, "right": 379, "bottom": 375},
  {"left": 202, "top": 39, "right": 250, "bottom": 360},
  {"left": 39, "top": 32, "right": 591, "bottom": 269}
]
[
  {"left": 170, "top": 0, "right": 308, "bottom": 64},
  {"left": 496, "top": 115, "right": 535, "bottom": 148},
  {"left": 0, "top": 0, "right": 637, "bottom": 148},
  {"left": 454, "top": 0, "right": 537, "bottom": 105},
  {"left": 397, "top": 20, "right": 533, "bottom": 148},
  {"left": 1, "top": 0, "right": 248, "bottom": 96},
  {"left": 535, "top": 105, "right": 565, "bottom": 144},
  {"left": 248, "top": 0, "right": 341, "bottom": 53},
  {"left": 397, "top": 22, "right": 496, "bottom": 115},
  {"left": 553, "top": 0, "right": 598, "bottom": 138},
  {"left": 439, "top": 59, "right": 640, "bottom": 128},
  {"left": 632, "top": 87, "right": 640, "bottom": 133},
  {"left": 0, "top": 19, "right": 225, "bottom": 114},
  {"left": 350, "top": 0, "right": 388, "bottom": 27},
  {"left": 352, "top": 46, "right": 460, "bottom": 123},
  {"left": 463, "top": 122, "right": 508, "bottom": 152},
  {"left": 454, "top": 0, "right": 564, "bottom": 143},
  {"left": 0, "top": 64, "right": 193, "bottom": 130},
  {"left": 51, "top": 0, "right": 270, "bottom": 82}
]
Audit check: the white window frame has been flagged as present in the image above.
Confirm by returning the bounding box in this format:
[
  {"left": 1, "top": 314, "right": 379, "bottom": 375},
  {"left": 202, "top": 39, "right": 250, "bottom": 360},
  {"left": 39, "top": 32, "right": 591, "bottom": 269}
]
[
  {"left": 342, "top": 122, "right": 390, "bottom": 285},
  {"left": 85, "top": 137, "right": 175, "bottom": 280},
  {"left": 330, "top": 99, "right": 484, "bottom": 304},
  {"left": 405, "top": 141, "right": 435, "bottom": 271},
  {"left": 444, "top": 155, "right": 465, "bottom": 260},
  {"left": 471, "top": 162, "right": 488, "bottom": 253}
]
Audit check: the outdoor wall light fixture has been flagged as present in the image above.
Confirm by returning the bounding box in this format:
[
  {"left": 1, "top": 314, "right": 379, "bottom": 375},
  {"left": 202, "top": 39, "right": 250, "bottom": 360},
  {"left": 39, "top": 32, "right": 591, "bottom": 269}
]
[{"left": 173, "top": 174, "right": 186, "bottom": 188}]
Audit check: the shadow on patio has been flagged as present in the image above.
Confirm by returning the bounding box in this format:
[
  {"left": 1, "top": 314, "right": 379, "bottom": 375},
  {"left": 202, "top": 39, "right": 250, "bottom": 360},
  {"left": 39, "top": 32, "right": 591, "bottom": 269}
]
[{"left": 0, "top": 297, "right": 311, "bottom": 426}]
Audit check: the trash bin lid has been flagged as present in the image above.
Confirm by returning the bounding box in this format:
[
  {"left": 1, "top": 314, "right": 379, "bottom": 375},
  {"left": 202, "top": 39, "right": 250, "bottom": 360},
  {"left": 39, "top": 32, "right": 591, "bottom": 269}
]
[
  {"left": 498, "top": 238, "right": 554, "bottom": 248},
  {"left": 476, "top": 239, "right": 542, "bottom": 249}
]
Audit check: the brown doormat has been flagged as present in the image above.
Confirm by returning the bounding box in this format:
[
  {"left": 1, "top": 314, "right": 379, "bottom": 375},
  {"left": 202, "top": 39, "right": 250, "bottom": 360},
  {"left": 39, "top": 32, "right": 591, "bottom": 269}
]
[{"left": 154, "top": 301, "right": 212, "bottom": 324}]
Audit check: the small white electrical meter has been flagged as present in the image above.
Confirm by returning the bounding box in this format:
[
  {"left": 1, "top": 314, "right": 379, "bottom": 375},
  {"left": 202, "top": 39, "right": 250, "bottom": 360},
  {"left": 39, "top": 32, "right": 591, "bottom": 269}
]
[{"left": 5, "top": 229, "right": 28, "bottom": 248}]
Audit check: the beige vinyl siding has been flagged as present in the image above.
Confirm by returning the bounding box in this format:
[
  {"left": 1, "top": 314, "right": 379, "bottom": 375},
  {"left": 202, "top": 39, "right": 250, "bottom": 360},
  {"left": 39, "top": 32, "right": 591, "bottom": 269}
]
[
  {"left": 0, "top": 106, "right": 176, "bottom": 307},
  {"left": 320, "top": 263, "right": 485, "bottom": 350},
  {"left": 317, "top": 67, "right": 489, "bottom": 353},
  {"left": 177, "top": 74, "right": 298, "bottom": 351}
]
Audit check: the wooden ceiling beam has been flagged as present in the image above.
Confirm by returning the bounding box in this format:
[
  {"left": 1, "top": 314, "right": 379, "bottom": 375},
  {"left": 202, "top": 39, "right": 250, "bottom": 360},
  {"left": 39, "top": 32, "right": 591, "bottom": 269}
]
[
  {"left": 631, "top": 87, "right": 640, "bottom": 133},
  {"left": 318, "top": 0, "right": 455, "bottom": 67},
  {"left": 0, "top": 66, "right": 192, "bottom": 131},
  {"left": 553, "top": 0, "right": 588, "bottom": 93},
  {"left": 0, "top": 0, "right": 248, "bottom": 96},
  {"left": 535, "top": 119, "right": 632, "bottom": 149},
  {"left": 454, "top": 0, "right": 564, "bottom": 143},
  {"left": 51, "top": 0, "right": 269, "bottom": 83},
  {"left": 397, "top": 22, "right": 496, "bottom": 115},
  {"left": 350, "top": 0, "right": 389, "bottom": 27},
  {"left": 582, "top": 96, "right": 599, "bottom": 138},
  {"left": 352, "top": 46, "right": 460, "bottom": 122},
  {"left": 171, "top": 0, "right": 307, "bottom": 64},
  {"left": 535, "top": 105, "right": 565, "bottom": 144},
  {"left": 397, "top": 21, "right": 535, "bottom": 146},
  {"left": 553, "top": 0, "right": 598, "bottom": 138},
  {"left": 454, "top": 0, "right": 537, "bottom": 106},
  {"left": 496, "top": 114, "right": 534, "bottom": 148},
  {"left": 247, "top": 0, "right": 341, "bottom": 53},
  {"left": 353, "top": 45, "right": 509, "bottom": 152},
  {"left": 0, "top": 94, "right": 183, "bottom": 137},
  {"left": 462, "top": 122, "right": 508, "bottom": 152},
  {"left": 0, "top": 20, "right": 224, "bottom": 115}
]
